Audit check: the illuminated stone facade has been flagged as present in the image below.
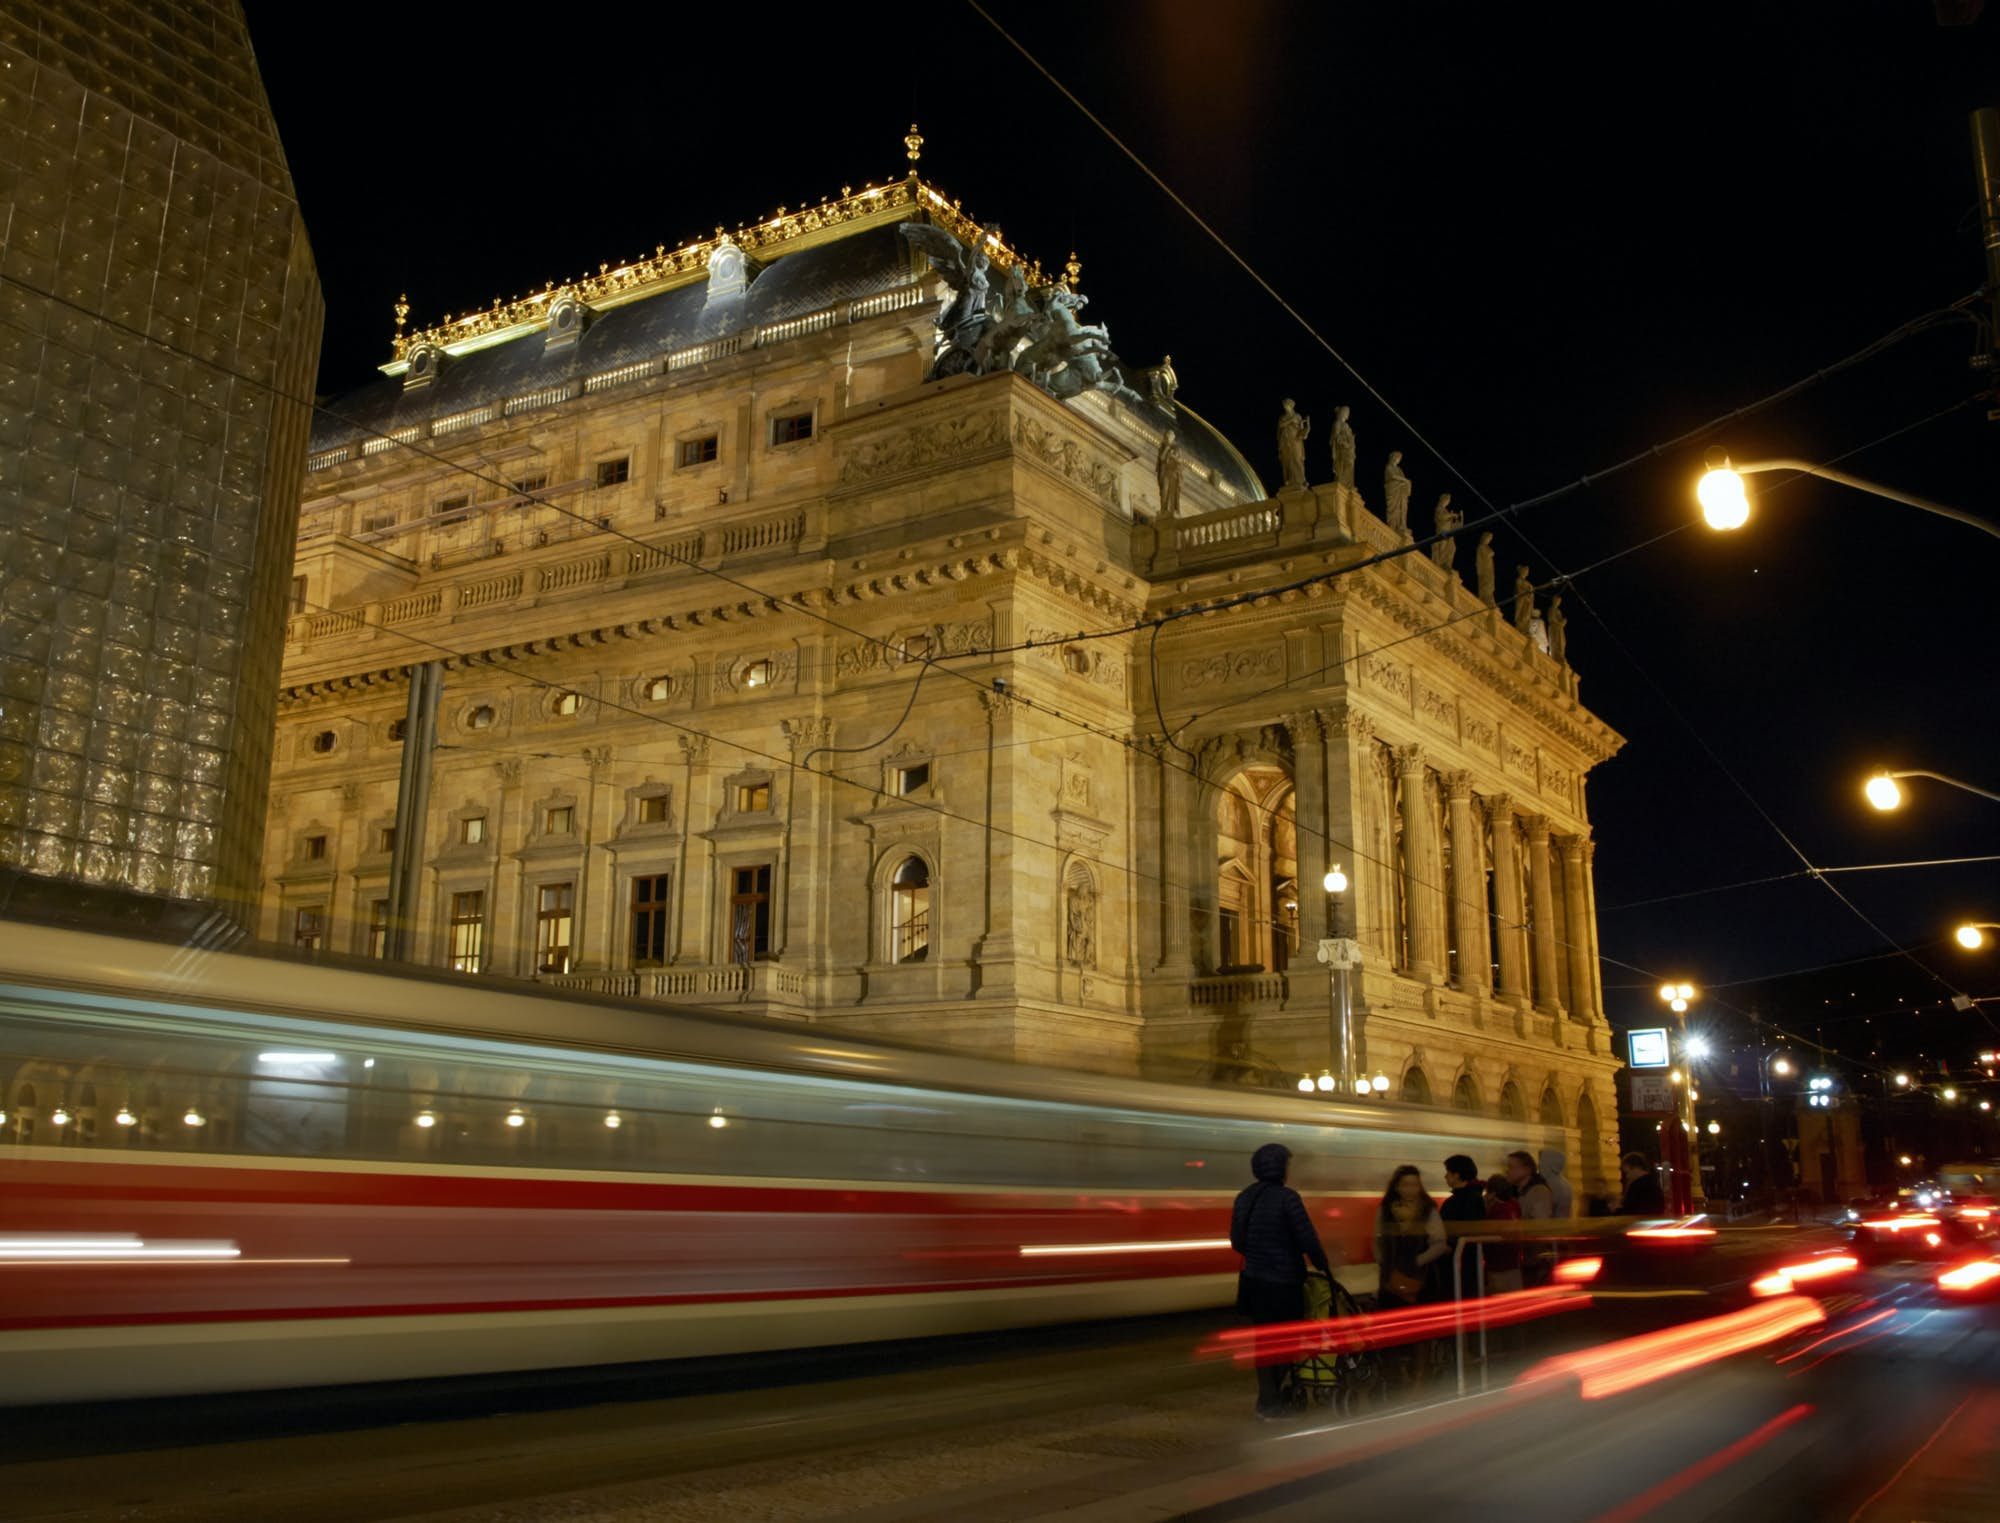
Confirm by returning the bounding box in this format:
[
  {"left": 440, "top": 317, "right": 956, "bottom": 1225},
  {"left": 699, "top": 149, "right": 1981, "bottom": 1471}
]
[
  {"left": 0, "top": 2, "right": 323, "bottom": 919},
  {"left": 266, "top": 173, "right": 1625, "bottom": 1193}
]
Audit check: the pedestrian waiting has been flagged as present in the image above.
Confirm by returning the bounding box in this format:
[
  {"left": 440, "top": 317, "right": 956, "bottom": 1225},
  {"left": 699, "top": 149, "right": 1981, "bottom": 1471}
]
[{"left": 1230, "top": 1142, "right": 1331, "bottom": 1420}]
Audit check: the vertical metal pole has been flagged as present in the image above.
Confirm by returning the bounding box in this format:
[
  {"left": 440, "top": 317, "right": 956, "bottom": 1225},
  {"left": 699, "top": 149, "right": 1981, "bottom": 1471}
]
[
  {"left": 385, "top": 661, "right": 440, "bottom": 964},
  {"left": 1336, "top": 963, "right": 1356, "bottom": 1095},
  {"left": 1971, "top": 108, "right": 2000, "bottom": 361}
]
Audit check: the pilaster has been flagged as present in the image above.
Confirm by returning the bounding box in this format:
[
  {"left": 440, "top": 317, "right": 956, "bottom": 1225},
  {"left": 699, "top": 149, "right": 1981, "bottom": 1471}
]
[
  {"left": 1445, "top": 771, "right": 1490, "bottom": 997},
  {"left": 1524, "top": 814, "right": 1565, "bottom": 1017},
  {"left": 1560, "top": 834, "right": 1596, "bottom": 1024},
  {"left": 1395, "top": 744, "right": 1444, "bottom": 981}
]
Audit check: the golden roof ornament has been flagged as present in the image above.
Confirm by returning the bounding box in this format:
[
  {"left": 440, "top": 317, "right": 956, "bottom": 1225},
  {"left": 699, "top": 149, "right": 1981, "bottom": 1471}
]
[
  {"left": 904, "top": 122, "right": 924, "bottom": 171},
  {"left": 1064, "top": 250, "right": 1082, "bottom": 288},
  {"left": 392, "top": 292, "right": 409, "bottom": 354}
]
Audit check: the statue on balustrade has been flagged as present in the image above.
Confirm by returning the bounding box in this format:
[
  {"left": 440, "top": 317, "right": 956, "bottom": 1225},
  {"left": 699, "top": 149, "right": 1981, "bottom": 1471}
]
[
  {"left": 1330, "top": 405, "right": 1356, "bottom": 488},
  {"left": 1548, "top": 594, "right": 1568, "bottom": 664},
  {"left": 1156, "top": 429, "right": 1185, "bottom": 520},
  {"left": 1430, "top": 493, "right": 1462, "bottom": 572},
  {"left": 1475, "top": 531, "right": 1496, "bottom": 604},
  {"left": 1383, "top": 450, "right": 1412, "bottom": 536},
  {"left": 1513, "top": 565, "right": 1536, "bottom": 632},
  {"left": 1276, "top": 399, "right": 1311, "bottom": 490}
]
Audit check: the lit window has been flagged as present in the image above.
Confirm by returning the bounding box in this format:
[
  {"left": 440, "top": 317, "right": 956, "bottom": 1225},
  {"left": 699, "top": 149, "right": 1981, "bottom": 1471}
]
[
  {"left": 467, "top": 704, "right": 496, "bottom": 730},
  {"left": 302, "top": 833, "right": 328, "bottom": 861},
  {"left": 448, "top": 891, "right": 485, "bottom": 973},
  {"left": 631, "top": 873, "right": 671, "bottom": 966},
  {"left": 736, "top": 781, "right": 771, "bottom": 813},
  {"left": 770, "top": 410, "right": 814, "bottom": 446},
  {"left": 535, "top": 881, "right": 574, "bottom": 975},
  {"left": 729, "top": 864, "right": 773, "bottom": 962},
  {"left": 742, "top": 659, "right": 773, "bottom": 689},
  {"left": 293, "top": 905, "right": 325, "bottom": 952},
  {"left": 645, "top": 675, "right": 674, "bottom": 702},
  {"left": 895, "top": 762, "right": 930, "bottom": 796},
  {"left": 367, "top": 898, "right": 389, "bottom": 959},
  {"left": 637, "top": 793, "right": 671, "bottom": 825},
  {"left": 677, "top": 434, "right": 719, "bottom": 468},
  {"left": 310, "top": 729, "right": 337, "bottom": 754},
  {"left": 554, "top": 691, "right": 581, "bottom": 716},
  {"left": 891, "top": 857, "right": 930, "bottom": 964},
  {"left": 460, "top": 815, "right": 486, "bottom": 846},
  {"left": 544, "top": 805, "right": 573, "bottom": 835},
  {"left": 595, "top": 457, "right": 630, "bottom": 488}
]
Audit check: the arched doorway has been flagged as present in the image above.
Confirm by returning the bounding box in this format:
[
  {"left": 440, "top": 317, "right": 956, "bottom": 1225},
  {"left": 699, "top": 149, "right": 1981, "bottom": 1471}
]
[
  {"left": 1215, "top": 765, "right": 1297, "bottom": 971},
  {"left": 1401, "top": 1066, "right": 1433, "bottom": 1106}
]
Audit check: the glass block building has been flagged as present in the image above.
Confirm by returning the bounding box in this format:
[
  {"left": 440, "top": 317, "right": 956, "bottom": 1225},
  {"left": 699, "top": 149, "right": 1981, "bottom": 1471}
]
[{"left": 0, "top": 2, "right": 323, "bottom": 922}]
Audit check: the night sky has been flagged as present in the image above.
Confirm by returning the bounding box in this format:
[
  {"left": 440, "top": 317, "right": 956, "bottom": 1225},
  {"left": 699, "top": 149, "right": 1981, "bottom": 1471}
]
[{"left": 246, "top": 3, "right": 2000, "bottom": 1081}]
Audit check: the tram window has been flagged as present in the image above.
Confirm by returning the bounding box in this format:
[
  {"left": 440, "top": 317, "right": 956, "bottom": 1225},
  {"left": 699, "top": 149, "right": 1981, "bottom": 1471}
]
[
  {"left": 535, "top": 882, "right": 574, "bottom": 975},
  {"left": 448, "top": 891, "right": 486, "bottom": 973},
  {"left": 729, "top": 863, "right": 773, "bottom": 962},
  {"left": 630, "top": 874, "right": 671, "bottom": 966}
]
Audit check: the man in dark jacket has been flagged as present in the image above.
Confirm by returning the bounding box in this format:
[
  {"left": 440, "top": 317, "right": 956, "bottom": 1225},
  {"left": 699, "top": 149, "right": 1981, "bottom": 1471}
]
[
  {"left": 1231, "top": 1142, "right": 1332, "bottom": 1418},
  {"left": 1617, "top": 1151, "right": 1667, "bottom": 1215},
  {"left": 1440, "top": 1154, "right": 1486, "bottom": 1299}
]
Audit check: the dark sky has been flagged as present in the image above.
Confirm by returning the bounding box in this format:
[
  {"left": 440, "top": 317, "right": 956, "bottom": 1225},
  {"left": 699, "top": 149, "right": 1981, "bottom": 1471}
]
[{"left": 246, "top": 2, "right": 2000, "bottom": 1077}]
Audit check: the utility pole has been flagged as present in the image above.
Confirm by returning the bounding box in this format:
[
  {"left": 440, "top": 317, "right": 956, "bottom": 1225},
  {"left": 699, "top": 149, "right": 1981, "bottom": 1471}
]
[
  {"left": 1970, "top": 107, "right": 2000, "bottom": 416},
  {"left": 384, "top": 661, "right": 441, "bottom": 963}
]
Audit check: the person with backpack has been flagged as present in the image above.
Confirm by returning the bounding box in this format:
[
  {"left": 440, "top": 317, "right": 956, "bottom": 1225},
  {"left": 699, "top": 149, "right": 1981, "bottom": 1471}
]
[{"left": 1231, "top": 1142, "right": 1332, "bottom": 1419}]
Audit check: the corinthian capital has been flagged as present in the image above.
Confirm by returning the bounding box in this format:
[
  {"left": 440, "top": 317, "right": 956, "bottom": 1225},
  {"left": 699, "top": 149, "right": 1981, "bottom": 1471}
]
[
  {"left": 676, "top": 734, "right": 710, "bottom": 766},
  {"left": 1393, "top": 742, "right": 1426, "bottom": 777},
  {"left": 1522, "top": 812, "right": 1551, "bottom": 843},
  {"left": 1443, "top": 768, "right": 1474, "bottom": 802}
]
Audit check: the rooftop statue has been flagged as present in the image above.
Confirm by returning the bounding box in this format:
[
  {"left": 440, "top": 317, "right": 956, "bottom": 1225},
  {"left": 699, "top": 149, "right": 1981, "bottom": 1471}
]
[
  {"left": 1513, "top": 566, "right": 1536, "bottom": 633},
  {"left": 900, "top": 222, "right": 1136, "bottom": 402},
  {"left": 1157, "top": 429, "right": 1185, "bottom": 520},
  {"left": 1548, "top": 594, "right": 1568, "bottom": 664},
  {"left": 1277, "top": 399, "right": 1311, "bottom": 490},
  {"left": 1475, "top": 531, "right": 1496, "bottom": 604},
  {"left": 1430, "top": 492, "right": 1462, "bottom": 572},
  {"left": 1330, "top": 405, "right": 1356, "bottom": 489},
  {"left": 1383, "top": 450, "right": 1412, "bottom": 536}
]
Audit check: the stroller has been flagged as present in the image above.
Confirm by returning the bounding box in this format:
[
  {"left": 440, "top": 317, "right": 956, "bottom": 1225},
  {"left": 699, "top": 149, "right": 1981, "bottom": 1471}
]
[{"left": 1283, "top": 1269, "right": 1385, "bottom": 1415}]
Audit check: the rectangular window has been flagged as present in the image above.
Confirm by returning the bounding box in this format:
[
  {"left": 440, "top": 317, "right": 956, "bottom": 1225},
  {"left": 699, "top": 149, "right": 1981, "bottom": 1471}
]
[
  {"left": 289, "top": 574, "right": 308, "bottom": 614},
  {"left": 769, "top": 410, "right": 814, "bottom": 446},
  {"left": 448, "top": 890, "right": 486, "bottom": 973},
  {"left": 535, "top": 881, "right": 574, "bottom": 975},
  {"left": 543, "top": 805, "right": 573, "bottom": 835},
  {"left": 510, "top": 474, "right": 548, "bottom": 496},
  {"left": 595, "top": 457, "right": 630, "bottom": 488},
  {"left": 736, "top": 781, "right": 771, "bottom": 813},
  {"left": 894, "top": 762, "right": 930, "bottom": 796},
  {"left": 459, "top": 816, "right": 486, "bottom": 846},
  {"left": 677, "top": 434, "right": 718, "bottom": 468},
  {"left": 361, "top": 508, "right": 399, "bottom": 533},
  {"left": 367, "top": 898, "right": 390, "bottom": 959},
  {"left": 302, "top": 833, "right": 328, "bottom": 861},
  {"left": 728, "top": 863, "right": 773, "bottom": 962},
  {"left": 630, "top": 873, "right": 671, "bottom": 967},
  {"left": 292, "top": 905, "right": 325, "bottom": 952},
  {"left": 376, "top": 825, "right": 397, "bottom": 854},
  {"left": 436, "top": 495, "right": 470, "bottom": 524},
  {"left": 637, "top": 793, "right": 671, "bottom": 824}
]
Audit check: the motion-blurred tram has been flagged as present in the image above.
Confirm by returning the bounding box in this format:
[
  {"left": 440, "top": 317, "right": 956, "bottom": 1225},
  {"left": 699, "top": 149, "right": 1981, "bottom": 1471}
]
[{"left": 0, "top": 923, "right": 1550, "bottom": 1403}]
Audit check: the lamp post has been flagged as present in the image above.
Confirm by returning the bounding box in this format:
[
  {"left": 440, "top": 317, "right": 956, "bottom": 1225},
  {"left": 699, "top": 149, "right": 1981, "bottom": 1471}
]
[
  {"left": 1660, "top": 982, "right": 1705, "bottom": 1211},
  {"left": 1757, "top": 1049, "right": 1795, "bottom": 1198},
  {"left": 1315, "top": 866, "right": 1364, "bottom": 1097},
  {"left": 1696, "top": 451, "right": 2000, "bottom": 542},
  {"left": 1954, "top": 922, "right": 2000, "bottom": 950},
  {"left": 1863, "top": 770, "right": 2000, "bottom": 811}
]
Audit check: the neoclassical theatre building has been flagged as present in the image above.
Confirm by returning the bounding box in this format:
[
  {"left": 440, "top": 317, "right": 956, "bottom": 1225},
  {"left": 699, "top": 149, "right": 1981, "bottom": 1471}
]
[{"left": 267, "top": 146, "right": 1627, "bottom": 1191}]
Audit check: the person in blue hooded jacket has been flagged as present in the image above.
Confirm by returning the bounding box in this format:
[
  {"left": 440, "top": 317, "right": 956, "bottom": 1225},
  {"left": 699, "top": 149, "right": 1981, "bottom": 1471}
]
[{"left": 1231, "top": 1142, "right": 1332, "bottom": 1418}]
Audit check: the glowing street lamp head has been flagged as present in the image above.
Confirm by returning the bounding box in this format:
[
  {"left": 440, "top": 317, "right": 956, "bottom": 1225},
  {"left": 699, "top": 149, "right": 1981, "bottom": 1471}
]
[
  {"left": 1685, "top": 1036, "right": 1712, "bottom": 1060},
  {"left": 1297, "top": 1075, "right": 1315, "bottom": 1094},
  {"left": 1771, "top": 1056, "right": 1794, "bottom": 1077},
  {"left": 1315, "top": 1072, "right": 1335, "bottom": 1092},
  {"left": 1696, "top": 456, "right": 1751, "bottom": 531},
  {"left": 1323, "top": 865, "right": 1348, "bottom": 894},
  {"left": 1942, "top": 1087, "right": 1959, "bottom": 1102},
  {"left": 1371, "top": 1072, "right": 1391, "bottom": 1093},
  {"left": 1957, "top": 924, "right": 1987, "bottom": 951},
  {"left": 1677, "top": 983, "right": 1694, "bottom": 1001},
  {"left": 1864, "top": 773, "right": 1903, "bottom": 812},
  {"left": 1706, "top": 1120, "right": 1721, "bottom": 1135},
  {"left": 1670, "top": 997, "right": 1689, "bottom": 1013},
  {"left": 1898, "top": 1154, "right": 1913, "bottom": 1166},
  {"left": 1659, "top": 984, "right": 1677, "bottom": 1003},
  {"left": 1894, "top": 1072, "right": 1911, "bottom": 1087}
]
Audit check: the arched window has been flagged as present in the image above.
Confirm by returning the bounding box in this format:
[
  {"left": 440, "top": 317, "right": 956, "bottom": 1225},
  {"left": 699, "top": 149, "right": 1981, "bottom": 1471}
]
[
  {"left": 1539, "top": 1085, "right": 1566, "bottom": 1129},
  {"left": 1452, "top": 1073, "right": 1479, "bottom": 1113},
  {"left": 1401, "top": 1067, "right": 1433, "bottom": 1106},
  {"left": 891, "top": 857, "right": 930, "bottom": 963},
  {"left": 1499, "top": 1081, "right": 1526, "bottom": 1122},
  {"left": 1214, "top": 765, "right": 1297, "bottom": 972}
]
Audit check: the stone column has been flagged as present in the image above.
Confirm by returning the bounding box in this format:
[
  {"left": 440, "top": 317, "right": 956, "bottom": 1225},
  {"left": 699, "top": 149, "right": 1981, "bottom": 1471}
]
[
  {"left": 1395, "top": 744, "right": 1444, "bottom": 981},
  {"left": 1153, "top": 739, "right": 1194, "bottom": 975},
  {"left": 975, "top": 688, "right": 1021, "bottom": 995},
  {"left": 333, "top": 781, "right": 364, "bottom": 954},
  {"left": 1583, "top": 838, "right": 1607, "bottom": 1022},
  {"left": 1445, "top": 772, "right": 1490, "bottom": 997},
  {"left": 1524, "top": 815, "right": 1564, "bottom": 1015},
  {"left": 490, "top": 758, "right": 525, "bottom": 977},
  {"left": 676, "top": 735, "right": 712, "bottom": 964},
  {"left": 575, "top": 746, "right": 613, "bottom": 972},
  {"left": 778, "top": 715, "right": 834, "bottom": 965},
  {"left": 1287, "top": 710, "right": 1330, "bottom": 950},
  {"left": 1321, "top": 703, "right": 1374, "bottom": 954},
  {"left": 1189, "top": 737, "right": 1228, "bottom": 974},
  {"left": 1487, "top": 796, "right": 1528, "bottom": 999},
  {"left": 1560, "top": 835, "right": 1596, "bottom": 1023}
]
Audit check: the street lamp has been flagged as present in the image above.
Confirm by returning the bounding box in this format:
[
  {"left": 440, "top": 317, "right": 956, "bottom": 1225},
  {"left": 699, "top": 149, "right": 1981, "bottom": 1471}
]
[
  {"left": 1660, "top": 982, "right": 1705, "bottom": 1211},
  {"left": 1315, "top": 867, "right": 1360, "bottom": 1099},
  {"left": 1956, "top": 922, "right": 2000, "bottom": 951},
  {"left": 1865, "top": 769, "right": 2000, "bottom": 811},
  {"left": 1695, "top": 448, "right": 2000, "bottom": 542}
]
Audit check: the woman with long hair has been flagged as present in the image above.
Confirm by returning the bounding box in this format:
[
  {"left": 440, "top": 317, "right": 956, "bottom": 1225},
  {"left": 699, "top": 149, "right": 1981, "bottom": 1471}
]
[{"left": 1374, "top": 1165, "right": 1448, "bottom": 1306}]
